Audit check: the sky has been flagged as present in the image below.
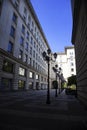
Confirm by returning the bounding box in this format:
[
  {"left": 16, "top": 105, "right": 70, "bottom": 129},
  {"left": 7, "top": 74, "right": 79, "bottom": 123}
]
[{"left": 30, "top": 0, "right": 73, "bottom": 53}]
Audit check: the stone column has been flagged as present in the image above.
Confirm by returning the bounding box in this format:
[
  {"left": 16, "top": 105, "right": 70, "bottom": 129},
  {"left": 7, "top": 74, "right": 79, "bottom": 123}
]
[
  {"left": 33, "top": 72, "right": 36, "bottom": 89},
  {"left": 12, "top": 63, "right": 19, "bottom": 90},
  {"left": 25, "top": 69, "right": 29, "bottom": 90},
  {"left": 38, "top": 74, "right": 41, "bottom": 89}
]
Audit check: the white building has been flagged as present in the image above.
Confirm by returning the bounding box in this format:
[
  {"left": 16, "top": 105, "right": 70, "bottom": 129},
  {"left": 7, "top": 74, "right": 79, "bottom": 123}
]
[{"left": 56, "top": 46, "right": 76, "bottom": 82}]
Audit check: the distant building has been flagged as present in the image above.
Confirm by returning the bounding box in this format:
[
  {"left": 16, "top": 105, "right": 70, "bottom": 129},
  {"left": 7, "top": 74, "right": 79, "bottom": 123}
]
[
  {"left": 71, "top": 0, "right": 87, "bottom": 107},
  {"left": 0, "top": 0, "right": 51, "bottom": 91},
  {"left": 56, "top": 46, "right": 76, "bottom": 82}
]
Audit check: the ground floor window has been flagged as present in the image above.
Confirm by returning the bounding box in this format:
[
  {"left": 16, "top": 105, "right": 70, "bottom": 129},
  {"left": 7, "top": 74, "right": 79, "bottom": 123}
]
[
  {"left": 1, "top": 78, "right": 12, "bottom": 90},
  {"left": 36, "top": 82, "right": 39, "bottom": 90},
  {"left": 29, "top": 82, "right": 33, "bottom": 89},
  {"left": 3, "top": 59, "right": 13, "bottom": 73},
  {"left": 19, "top": 67, "right": 26, "bottom": 76},
  {"left": 18, "top": 80, "right": 25, "bottom": 89}
]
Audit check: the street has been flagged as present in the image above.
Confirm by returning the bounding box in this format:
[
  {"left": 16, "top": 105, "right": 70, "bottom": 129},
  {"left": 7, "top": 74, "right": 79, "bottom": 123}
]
[{"left": 0, "top": 89, "right": 87, "bottom": 130}]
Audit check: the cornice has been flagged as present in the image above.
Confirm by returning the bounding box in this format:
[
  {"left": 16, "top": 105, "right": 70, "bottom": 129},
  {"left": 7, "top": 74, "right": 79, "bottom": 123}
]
[{"left": 0, "top": 48, "right": 47, "bottom": 76}]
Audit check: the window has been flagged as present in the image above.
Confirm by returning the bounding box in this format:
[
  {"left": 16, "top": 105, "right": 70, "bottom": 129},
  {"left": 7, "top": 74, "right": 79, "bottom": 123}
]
[
  {"left": 25, "top": 42, "right": 28, "bottom": 51},
  {"left": 71, "top": 68, "right": 74, "bottom": 72},
  {"left": 14, "top": 0, "right": 19, "bottom": 9},
  {"left": 19, "top": 67, "right": 25, "bottom": 76},
  {"left": 22, "top": 24, "right": 25, "bottom": 34},
  {"left": 26, "top": 31, "right": 29, "bottom": 40},
  {"left": 44, "top": 78, "right": 46, "bottom": 82},
  {"left": 24, "top": 54, "right": 28, "bottom": 63},
  {"left": 36, "top": 74, "right": 39, "bottom": 80},
  {"left": 23, "top": 7, "right": 27, "bottom": 21},
  {"left": 38, "top": 56, "right": 40, "bottom": 62},
  {"left": 10, "top": 26, "right": 15, "bottom": 38},
  {"left": 39, "top": 48, "right": 40, "bottom": 53},
  {"left": 24, "top": 7, "right": 27, "bottom": 15},
  {"left": 20, "top": 36, "right": 24, "bottom": 46},
  {"left": 35, "top": 26, "right": 36, "bottom": 32},
  {"left": 19, "top": 50, "right": 23, "bottom": 59},
  {"left": 18, "top": 80, "right": 25, "bottom": 89},
  {"left": 31, "top": 28, "right": 33, "bottom": 34},
  {"left": 28, "top": 23, "right": 30, "bottom": 29},
  {"left": 1, "top": 78, "right": 12, "bottom": 90},
  {"left": 70, "top": 52, "right": 73, "bottom": 55},
  {"left": 23, "top": 15, "right": 26, "bottom": 21},
  {"left": 31, "top": 37, "right": 33, "bottom": 44},
  {"left": 36, "top": 53, "right": 38, "bottom": 60},
  {"left": 33, "top": 60, "right": 35, "bottom": 68},
  {"left": 41, "top": 76, "right": 43, "bottom": 81},
  {"left": 70, "top": 56, "right": 73, "bottom": 61},
  {"left": 33, "top": 50, "right": 35, "bottom": 58},
  {"left": 3, "top": 60, "right": 13, "bottom": 73},
  {"left": 7, "top": 41, "right": 13, "bottom": 53},
  {"left": 28, "top": 15, "right": 31, "bottom": 23},
  {"left": 37, "top": 45, "right": 38, "bottom": 51},
  {"left": 30, "top": 47, "right": 32, "bottom": 55},
  {"left": 36, "top": 63, "right": 37, "bottom": 69},
  {"left": 29, "top": 72, "right": 34, "bottom": 78},
  {"left": 32, "top": 21, "right": 34, "bottom": 28},
  {"left": 29, "top": 57, "right": 32, "bottom": 66},
  {"left": 12, "top": 12, "right": 17, "bottom": 24},
  {"left": 34, "top": 41, "right": 36, "bottom": 48},
  {"left": 29, "top": 82, "right": 33, "bottom": 89},
  {"left": 71, "top": 62, "right": 74, "bottom": 66}
]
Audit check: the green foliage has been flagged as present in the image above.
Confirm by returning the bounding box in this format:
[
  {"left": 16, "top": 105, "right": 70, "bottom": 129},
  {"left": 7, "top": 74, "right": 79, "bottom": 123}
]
[
  {"left": 69, "top": 84, "right": 76, "bottom": 90},
  {"left": 62, "top": 82, "right": 67, "bottom": 88},
  {"left": 67, "top": 75, "right": 76, "bottom": 86},
  {"left": 52, "top": 80, "right": 58, "bottom": 89}
]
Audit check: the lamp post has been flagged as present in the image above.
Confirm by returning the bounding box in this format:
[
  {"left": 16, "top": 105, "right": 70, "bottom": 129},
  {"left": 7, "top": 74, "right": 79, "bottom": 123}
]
[
  {"left": 52, "top": 64, "right": 58, "bottom": 97},
  {"left": 58, "top": 67, "right": 62, "bottom": 94},
  {"left": 42, "top": 49, "right": 57, "bottom": 104}
]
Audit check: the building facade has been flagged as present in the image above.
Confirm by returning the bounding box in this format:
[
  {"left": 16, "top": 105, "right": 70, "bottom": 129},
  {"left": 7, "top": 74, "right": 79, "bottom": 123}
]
[
  {"left": 71, "top": 0, "right": 87, "bottom": 107},
  {"left": 56, "top": 46, "right": 76, "bottom": 82},
  {"left": 0, "top": 0, "right": 52, "bottom": 91}
]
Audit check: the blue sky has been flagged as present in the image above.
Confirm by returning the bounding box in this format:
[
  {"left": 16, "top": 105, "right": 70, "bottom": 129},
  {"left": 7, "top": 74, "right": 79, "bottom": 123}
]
[{"left": 30, "top": 0, "right": 72, "bottom": 52}]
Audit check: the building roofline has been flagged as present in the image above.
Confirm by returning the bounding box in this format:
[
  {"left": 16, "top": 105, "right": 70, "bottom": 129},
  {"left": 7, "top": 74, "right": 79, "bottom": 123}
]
[
  {"left": 65, "top": 46, "right": 74, "bottom": 53},
  {"left": 56, "top": 46, "right": 74, "bottom": 55},
  {"left": 65, "top": 46, "right": 74, "bottom": 50}
]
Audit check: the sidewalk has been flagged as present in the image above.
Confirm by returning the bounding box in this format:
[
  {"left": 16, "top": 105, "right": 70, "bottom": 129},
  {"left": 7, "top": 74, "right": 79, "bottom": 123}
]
[{"left": 0, "top": 89, "right": 87, "bottom": 130}]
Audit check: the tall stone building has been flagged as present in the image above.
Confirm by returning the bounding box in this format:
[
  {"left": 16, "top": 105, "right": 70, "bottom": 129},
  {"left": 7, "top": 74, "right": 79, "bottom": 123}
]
[
  {"left": 0, "top": 0, "right": 52, "bottom": 91},
  {"left": 71, "top": 0, "right": 87, "bottom": 106}
]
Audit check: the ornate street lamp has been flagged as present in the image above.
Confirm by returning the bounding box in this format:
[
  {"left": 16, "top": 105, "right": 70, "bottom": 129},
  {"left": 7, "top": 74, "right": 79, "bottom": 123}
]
[
  {"left": 52, "top": 64, "right": 58, "bottom": 97},
  {"left": 42, "top": 49, "right": 57, "bottom": 104},
  {"left": 57, "top": 67, "right": 62, "bottom": 94}
]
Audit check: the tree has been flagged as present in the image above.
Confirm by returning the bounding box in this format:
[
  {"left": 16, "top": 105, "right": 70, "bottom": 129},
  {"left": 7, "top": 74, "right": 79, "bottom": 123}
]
[{"left": 67, "top": 75, "right": 76, "bottom": 86}]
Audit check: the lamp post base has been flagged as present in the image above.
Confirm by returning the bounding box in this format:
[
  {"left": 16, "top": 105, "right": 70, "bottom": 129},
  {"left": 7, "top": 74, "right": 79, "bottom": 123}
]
[
  {"left": 55, "top": 94, "right": 58, "bottom": 97},
  {"left": 55, "top": 89, "right": 58, "bottom": 97},
  {"left": 46, "top": 100, "right": 51, "bottom": 104}
]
